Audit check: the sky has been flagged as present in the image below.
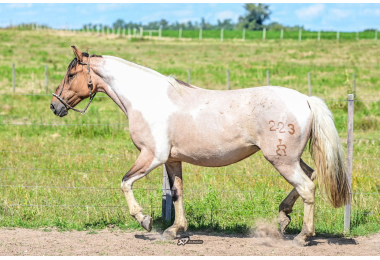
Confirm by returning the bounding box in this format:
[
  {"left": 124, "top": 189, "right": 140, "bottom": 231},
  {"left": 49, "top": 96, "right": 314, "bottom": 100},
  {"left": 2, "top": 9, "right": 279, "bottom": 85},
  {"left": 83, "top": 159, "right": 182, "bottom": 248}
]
[{"left": 0, "top": 2, "right": 379, "bottom": 32}]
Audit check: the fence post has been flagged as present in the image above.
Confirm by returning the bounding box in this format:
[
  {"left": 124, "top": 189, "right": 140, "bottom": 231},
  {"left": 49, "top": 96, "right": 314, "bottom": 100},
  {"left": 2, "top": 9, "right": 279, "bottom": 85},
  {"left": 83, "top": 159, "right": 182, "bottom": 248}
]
[
  {"left": 308, "top": 72, "right": 312, "bottom": 96},
  {"left": 344, "top": 93, "right": 354, "bottom": 234},
  {"left": 266, "top": 70, "right": 270, "bottom": 86},
  {"left": 299, "top": 28, "right": 302, "bottom": 42},
  {"left": 12, "top": 63, "right": 16, "bottom": 93},
  {"left": 187, "top": 69, "right": 191, "bottom": 84},
  {"left": 242, "top": 28, "right": 245, "bottom": 42},
  {"left": 226, "top": 69, "right": 230, "bottom": 90},
  {"left": 263, "top": 27, "right": 266, "bottom": 41},
  {"left": 162, "top": 165, "right": 172, "bottom": 222},
  {"left": 45, "top": 64, "right": 48, "bottom": 94}
]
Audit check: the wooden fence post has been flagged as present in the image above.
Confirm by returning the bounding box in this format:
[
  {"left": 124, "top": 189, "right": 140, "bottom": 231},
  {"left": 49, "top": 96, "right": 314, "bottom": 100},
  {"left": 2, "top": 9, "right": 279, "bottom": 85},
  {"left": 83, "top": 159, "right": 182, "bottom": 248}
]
[
  {"left": 227, "top": 69, "right": 230, "bottom": 90},
  {"left": 45, "top": 64, "right": 48, "bottom": 94},
  {"left": 344, "top": 94, "right": 354, "bottom": 234},
  {"left": 162, "top": 165, "right": 172, "bottom": 221},
  {"left": 12, "top": 63, "right": 16, "bottom": 93},
  {"left": 308, "top": 72, "right": 312, "bottom": 96}
]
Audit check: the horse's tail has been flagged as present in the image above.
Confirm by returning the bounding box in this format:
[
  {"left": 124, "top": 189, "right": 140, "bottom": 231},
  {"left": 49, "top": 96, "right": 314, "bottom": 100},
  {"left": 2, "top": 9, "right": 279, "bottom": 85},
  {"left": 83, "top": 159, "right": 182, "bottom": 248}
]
[{"left": 307, "top": 96, "right": 350, "bottom": 208}]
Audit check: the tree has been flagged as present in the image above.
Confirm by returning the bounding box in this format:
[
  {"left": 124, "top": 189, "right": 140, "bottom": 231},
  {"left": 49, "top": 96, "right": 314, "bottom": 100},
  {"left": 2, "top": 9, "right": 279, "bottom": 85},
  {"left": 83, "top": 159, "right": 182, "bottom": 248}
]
[
  {"left": 237, "top": 3, "right": 271, "bottom": 30},
  {"left": 113, "top": 19, "right": 126, "bottom": 29}
]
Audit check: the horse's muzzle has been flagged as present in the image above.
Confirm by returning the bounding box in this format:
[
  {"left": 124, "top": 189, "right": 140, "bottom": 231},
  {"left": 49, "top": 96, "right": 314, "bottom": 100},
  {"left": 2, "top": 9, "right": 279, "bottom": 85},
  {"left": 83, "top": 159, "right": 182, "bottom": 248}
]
[{"left": 50, "top": 102, "right": 68, "bottom": 117}]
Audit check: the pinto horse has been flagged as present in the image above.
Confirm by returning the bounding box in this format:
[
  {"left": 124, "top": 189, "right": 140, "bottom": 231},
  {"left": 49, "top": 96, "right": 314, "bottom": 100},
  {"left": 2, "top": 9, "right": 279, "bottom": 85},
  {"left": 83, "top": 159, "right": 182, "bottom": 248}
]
[{"left": 50, "top": 46, "right": 350, "bottom": 246}]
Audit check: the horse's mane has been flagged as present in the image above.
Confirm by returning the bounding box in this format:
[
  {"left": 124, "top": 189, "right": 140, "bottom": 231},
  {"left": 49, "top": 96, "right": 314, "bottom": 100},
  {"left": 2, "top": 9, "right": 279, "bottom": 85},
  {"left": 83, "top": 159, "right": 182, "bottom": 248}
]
[{"left": 167, "top": 75, "right": 198, "bottom": 96}]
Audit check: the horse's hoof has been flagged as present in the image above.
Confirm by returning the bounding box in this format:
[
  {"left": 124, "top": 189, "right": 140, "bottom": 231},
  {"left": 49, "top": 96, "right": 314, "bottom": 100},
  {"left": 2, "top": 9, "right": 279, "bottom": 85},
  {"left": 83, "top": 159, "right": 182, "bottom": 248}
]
[
  {"left": 162, "top": 229, "right": 177, "bottom": 240},
  {"left": 141, "top": 215, "right": 152, "bottom": 232},
  {"left": 292, "top": 236, "right": 308, "bottom": 247},
  {"left": 279, "top": 212, "right": 291, "bottom": 234}
]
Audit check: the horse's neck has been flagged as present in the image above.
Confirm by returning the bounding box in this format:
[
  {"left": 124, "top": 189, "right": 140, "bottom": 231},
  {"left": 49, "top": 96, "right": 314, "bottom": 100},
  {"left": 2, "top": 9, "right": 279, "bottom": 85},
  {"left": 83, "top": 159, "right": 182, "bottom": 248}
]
[{"left": 98, "top": 56, "right": 170, "bottom": 116}]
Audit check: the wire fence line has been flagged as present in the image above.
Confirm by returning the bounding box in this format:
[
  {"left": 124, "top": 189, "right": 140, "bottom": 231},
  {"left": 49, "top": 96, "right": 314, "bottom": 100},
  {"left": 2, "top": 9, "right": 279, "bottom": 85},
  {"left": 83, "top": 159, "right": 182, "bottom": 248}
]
[
  {"left": 1, "top": 166, "right": 379, "bottom": 178},
  {"left": 1, "top": 183, "right": 379, "bottom": 195}
]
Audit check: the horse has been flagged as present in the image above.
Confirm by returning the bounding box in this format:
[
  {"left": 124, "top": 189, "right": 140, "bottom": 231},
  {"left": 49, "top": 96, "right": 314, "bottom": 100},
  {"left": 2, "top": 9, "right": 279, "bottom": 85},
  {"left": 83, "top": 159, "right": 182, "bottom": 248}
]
[{"left": 50, "top": 46, "right": 350, "bottom": 246}]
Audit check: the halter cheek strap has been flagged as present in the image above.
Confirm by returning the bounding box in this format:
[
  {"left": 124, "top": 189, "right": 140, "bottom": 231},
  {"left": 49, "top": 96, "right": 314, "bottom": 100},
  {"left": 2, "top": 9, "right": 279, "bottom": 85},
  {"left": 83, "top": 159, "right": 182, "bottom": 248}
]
[{"left": 52, "top": 57, "right": 97, "bottom": 115}]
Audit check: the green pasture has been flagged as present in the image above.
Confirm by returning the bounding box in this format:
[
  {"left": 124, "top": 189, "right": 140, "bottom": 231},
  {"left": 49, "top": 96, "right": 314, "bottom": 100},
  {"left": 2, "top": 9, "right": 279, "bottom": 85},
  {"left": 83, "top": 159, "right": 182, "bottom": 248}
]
[{"left": 0, "top": 29, "right": 379, "bottom": 237}]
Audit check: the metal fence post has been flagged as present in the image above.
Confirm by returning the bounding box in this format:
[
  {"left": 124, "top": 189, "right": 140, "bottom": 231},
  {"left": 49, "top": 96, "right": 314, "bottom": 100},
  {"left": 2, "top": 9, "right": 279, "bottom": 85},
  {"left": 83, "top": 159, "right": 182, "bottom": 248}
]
[
  {"left": 12, "top": 63, "right": 16, "bottom": 93},
  {"left": 344, "top": 93, "right": 354, "bottom": 234},
  {"left": 162, "top": 165, "right": 172, "bottom": 221}
]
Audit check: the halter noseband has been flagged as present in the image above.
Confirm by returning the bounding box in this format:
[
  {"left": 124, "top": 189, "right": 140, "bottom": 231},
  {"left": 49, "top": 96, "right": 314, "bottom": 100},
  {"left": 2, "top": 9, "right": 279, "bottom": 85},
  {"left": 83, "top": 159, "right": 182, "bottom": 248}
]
[{"left": 52, "top": 56, "right": 96, "bottom": 115}]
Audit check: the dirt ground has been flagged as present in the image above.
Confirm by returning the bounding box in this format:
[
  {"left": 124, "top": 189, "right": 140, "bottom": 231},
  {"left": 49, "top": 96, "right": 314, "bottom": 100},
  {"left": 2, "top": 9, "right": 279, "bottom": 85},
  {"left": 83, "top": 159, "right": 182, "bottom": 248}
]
[{"left": 1, "top": 226, "right": 380, "bottom": 256}]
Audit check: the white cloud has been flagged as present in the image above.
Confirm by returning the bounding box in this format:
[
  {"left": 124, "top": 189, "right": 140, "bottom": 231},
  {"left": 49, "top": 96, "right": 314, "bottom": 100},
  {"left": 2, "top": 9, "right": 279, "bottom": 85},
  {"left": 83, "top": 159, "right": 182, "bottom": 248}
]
[
  {"left": 295, "top": 4, "right": 325, "bottom": 20},
  {"left": 363, "top": 8, "right": 380, "bottom": 16},
  {"left": 329, "top": 9, "right": 351, "bottom": 19},
  {"left": 7, "top": 3, "right": 32, "bottom": 9},
  {"left": 96, "top": 4, "right": 119, "bottom": 12},
  {"left": 214, "top": 11, "right": 239, "bottom": 23}
]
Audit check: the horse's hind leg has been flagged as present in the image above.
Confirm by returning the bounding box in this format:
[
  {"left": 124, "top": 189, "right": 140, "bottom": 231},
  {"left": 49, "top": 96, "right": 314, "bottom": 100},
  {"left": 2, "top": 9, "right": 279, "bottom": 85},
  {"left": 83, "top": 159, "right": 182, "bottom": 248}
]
[
  {"left": 121, "top": 149, "right": 162, "bottom": 232},
  {"left": 162, "top": 161, "right": 188, "bottom": 239},
  {"left": 279, "top": 159, "right": 316, "bottom": 234},
  {"left": 273, "top": 161, "right": 316, "bottom": 246}
]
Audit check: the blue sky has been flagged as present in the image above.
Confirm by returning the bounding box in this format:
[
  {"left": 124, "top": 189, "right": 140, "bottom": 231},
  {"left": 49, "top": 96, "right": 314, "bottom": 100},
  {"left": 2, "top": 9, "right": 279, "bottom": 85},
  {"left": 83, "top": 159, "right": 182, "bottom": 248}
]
[{"left": 0, "top": 3, "right": 379, "bottom": 32}]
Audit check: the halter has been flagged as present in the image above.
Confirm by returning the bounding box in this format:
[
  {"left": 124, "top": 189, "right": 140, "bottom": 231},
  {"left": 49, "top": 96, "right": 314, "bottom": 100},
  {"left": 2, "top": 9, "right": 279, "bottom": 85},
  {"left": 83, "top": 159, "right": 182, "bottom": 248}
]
[{"left": 52, "top": 56, "right": 96, "bottom": 115}]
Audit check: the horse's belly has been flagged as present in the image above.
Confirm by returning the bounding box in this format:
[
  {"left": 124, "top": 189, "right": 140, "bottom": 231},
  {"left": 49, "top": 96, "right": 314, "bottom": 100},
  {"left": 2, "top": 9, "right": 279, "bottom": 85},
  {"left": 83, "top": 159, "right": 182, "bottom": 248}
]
[{"left": 170, "top": 143, "right": 260, "bottom": 167}]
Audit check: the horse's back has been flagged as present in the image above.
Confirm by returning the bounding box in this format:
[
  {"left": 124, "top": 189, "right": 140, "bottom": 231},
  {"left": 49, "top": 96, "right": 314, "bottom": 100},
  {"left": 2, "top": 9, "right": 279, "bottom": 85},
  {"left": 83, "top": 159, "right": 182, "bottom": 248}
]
[{"left": 168, "top": 85, "right": 312, "bottom": 167}]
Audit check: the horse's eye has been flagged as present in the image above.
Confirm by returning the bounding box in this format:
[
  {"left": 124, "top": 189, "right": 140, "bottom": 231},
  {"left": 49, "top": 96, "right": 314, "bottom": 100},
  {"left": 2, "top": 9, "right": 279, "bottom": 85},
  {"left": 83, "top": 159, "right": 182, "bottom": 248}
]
[{"left": 68, "top": 73, "right": 76, "bottom": 79}]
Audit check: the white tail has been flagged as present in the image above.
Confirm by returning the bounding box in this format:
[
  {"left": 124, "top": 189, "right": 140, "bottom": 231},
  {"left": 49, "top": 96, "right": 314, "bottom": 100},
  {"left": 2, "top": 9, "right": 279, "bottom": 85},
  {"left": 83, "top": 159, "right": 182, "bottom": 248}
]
[{"left": 307, "top": 96, "right": 350, "bottom": 208}]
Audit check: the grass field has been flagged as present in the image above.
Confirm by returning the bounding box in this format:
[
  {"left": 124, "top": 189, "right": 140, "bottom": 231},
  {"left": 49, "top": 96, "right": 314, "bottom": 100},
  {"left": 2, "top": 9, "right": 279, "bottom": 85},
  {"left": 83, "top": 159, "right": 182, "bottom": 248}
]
[{"left": 0, "top": 29, "right": 379, "bottom": 237}]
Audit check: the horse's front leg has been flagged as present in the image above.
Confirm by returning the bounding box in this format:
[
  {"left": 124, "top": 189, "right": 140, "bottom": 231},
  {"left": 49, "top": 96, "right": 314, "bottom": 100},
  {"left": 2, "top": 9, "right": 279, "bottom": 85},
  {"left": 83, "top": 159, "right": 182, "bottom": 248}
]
[
  {"left": 121, "top": 149, "right": 163, "bottom": 231},
  {"left": 162, "top": 161, "right": 188, "bottom": 239}
]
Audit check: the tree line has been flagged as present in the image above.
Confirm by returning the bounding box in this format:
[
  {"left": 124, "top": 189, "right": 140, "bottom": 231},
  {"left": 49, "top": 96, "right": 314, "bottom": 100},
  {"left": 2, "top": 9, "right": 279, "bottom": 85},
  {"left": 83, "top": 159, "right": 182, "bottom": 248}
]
[{"left": 82, "top": 4, "right": 304, "bottom": 32}]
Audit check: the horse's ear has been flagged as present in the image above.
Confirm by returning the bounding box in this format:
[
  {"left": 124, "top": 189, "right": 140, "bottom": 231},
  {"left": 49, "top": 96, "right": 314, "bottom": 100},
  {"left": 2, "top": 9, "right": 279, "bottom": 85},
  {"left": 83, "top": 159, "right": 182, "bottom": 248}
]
[{"left": 71, "top": 45, "right": 83, "bottom": 62}]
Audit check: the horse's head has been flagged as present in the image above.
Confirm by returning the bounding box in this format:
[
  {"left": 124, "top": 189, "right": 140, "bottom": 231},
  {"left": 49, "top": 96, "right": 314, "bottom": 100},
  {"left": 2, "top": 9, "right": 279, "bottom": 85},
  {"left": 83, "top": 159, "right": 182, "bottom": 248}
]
[{"left": 50, "top": 46, "right": 101, "bottom": 117}]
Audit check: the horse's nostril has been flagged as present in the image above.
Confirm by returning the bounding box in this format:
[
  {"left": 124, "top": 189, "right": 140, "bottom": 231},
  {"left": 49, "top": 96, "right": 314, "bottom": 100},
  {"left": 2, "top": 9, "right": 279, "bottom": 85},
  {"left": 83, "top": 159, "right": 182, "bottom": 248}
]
[{"left": 50, "top": 103, "right": 55, "bottom": 111}]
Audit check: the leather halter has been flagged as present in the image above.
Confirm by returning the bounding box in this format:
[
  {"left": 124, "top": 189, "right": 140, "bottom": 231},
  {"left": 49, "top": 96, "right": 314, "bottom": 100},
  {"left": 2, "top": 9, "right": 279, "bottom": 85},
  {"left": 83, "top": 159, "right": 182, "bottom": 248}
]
[{"left": 52, "top": 56, "right": 96, "bottom": 115}]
